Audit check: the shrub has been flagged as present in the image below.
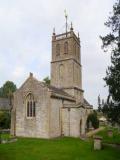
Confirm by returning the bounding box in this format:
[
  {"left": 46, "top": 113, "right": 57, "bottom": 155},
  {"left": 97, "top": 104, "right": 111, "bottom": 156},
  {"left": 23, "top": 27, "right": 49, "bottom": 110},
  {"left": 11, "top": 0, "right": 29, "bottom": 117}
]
[
  {"left": 87, "top": 111, "right": 99, "bottom": 129},
  {"left": 0, "top": 111, "right": 11, "bottom": 129}
]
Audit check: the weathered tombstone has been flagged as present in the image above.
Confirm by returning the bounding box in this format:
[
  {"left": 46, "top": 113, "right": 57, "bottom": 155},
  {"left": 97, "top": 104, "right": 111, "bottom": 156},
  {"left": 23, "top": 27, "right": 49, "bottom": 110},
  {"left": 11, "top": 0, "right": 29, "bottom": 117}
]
[
  {"left": 108, "top": 129, "right": 113, "bottom": 137},
  {"left": 93, "top": 136, "right": 103, "bottom": 150}
]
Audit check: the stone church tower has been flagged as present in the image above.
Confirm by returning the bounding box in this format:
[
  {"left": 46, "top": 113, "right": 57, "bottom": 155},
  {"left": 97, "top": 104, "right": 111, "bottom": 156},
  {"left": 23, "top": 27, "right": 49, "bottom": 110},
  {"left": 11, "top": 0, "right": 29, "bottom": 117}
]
[{"left": 51, "top": 24, "right": 83, "bottom": 103}]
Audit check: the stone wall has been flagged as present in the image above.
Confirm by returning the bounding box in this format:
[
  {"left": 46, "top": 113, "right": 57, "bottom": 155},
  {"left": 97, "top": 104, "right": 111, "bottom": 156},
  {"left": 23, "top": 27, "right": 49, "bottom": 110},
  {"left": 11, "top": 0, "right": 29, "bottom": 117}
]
[
  {"left": 62, "top": 107, "right": 87, "bottom": 137},
  {"left": 12, "top": 76, "right": 51, "bottom": 138},
  {"left": 49, "top": 98, "right": 63, "bottom": 138},
  {"left": 63, "top": 88, "right": 84, "bottom": 103}
]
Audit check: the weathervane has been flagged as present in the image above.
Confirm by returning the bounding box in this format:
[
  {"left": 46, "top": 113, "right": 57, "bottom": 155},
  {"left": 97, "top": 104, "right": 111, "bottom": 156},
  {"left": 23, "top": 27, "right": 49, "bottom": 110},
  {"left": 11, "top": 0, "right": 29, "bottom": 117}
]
[{"left": 64, "top": 9, "right": 68, "bottom": 36}]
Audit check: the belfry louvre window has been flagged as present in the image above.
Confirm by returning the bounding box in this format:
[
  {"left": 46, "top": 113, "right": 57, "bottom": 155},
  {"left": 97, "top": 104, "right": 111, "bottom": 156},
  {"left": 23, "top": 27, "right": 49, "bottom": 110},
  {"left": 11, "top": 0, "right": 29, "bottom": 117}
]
[
  {"left": 64, "top": 41, "right": 68, "bottom": 54},
  {"left": 26, "top": 93, "right": 36, "bottom": 117},
  {"left": 56, "top": 44, "right": 60, "bottom": 55}
]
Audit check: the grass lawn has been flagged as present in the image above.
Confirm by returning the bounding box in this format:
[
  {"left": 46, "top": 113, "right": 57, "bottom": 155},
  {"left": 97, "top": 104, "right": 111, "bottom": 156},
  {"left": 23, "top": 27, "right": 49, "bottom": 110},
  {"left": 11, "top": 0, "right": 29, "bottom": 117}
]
[
  {"left": 1, "top": 134, "right": 11, "bottom": 140},
  {"left": 95, "top": 127, "right": 120, "bottom": 144},
  {"left": 0, "top": 136, "right": 120, "bottom": 160}
]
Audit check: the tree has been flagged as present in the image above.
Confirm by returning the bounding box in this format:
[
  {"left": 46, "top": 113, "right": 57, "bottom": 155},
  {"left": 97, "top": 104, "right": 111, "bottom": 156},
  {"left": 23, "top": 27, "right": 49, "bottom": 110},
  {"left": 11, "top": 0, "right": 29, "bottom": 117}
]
[
  {"left": 0, "top": 87, "right": 3, "bottom": 97},
  {"left": 87, "top": 111, "right": 99, "bottom": 129},
  {"left": 43, "top": 76, "right": 51, "bottom": 85},
  {"left": 98, "top": 95, "right": 101, "bottom": 112},
  {"left": 0, "top": 81, "right": 17, "bottom": 98},
  {"left": 102, "top": 99, "right": 105, "bottom": 107},
  {"left": 100, "top": 0, "right": 120, "bottom": 125}
]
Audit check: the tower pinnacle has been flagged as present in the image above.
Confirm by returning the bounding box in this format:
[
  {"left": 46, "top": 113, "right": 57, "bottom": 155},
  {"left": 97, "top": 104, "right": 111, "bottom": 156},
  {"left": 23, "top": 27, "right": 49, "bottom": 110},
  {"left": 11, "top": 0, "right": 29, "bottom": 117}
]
[
  {"left": 53, "top": 27, "right": 56, "bottom": 35},
  {"left": 70, "top": 22, "right": 73, "bottom": 31}
]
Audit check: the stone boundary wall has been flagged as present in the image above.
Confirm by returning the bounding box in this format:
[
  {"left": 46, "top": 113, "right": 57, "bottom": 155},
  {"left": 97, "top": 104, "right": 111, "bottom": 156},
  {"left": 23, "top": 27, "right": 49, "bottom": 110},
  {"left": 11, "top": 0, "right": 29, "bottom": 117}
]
[
  {"left": 86, "top": 127, "right": 105, "bottom": 137},
  {"left": 103, "top": 142, "right": 120, "bottom": 148}
]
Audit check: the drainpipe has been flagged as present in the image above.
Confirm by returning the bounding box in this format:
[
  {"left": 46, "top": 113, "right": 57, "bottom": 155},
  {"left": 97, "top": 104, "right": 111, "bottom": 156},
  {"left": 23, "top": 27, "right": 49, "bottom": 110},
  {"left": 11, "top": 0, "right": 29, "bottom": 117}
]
[{"left": 68, "top": 108, "right": 71, "bottom": 136}]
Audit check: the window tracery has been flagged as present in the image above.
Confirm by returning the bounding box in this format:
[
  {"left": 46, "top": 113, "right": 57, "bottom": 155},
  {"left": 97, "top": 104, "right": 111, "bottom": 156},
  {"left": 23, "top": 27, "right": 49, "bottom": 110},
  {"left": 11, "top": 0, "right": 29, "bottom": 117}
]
[{"left": 26, "top": 93, "right": 36, "bottom": 117}]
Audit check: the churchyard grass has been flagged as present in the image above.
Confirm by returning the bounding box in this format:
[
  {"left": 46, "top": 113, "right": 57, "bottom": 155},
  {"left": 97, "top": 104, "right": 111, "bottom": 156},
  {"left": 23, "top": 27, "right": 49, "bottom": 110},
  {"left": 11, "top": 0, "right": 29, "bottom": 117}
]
[
  {"left": 1, "top": 133, "right": 11, "bottom": 140},
  {"left": 0, "top": 136, "right": 120, "bottom": 160},
  {"left": 95, "top": 127, "right": 120, "bottom": 144}
]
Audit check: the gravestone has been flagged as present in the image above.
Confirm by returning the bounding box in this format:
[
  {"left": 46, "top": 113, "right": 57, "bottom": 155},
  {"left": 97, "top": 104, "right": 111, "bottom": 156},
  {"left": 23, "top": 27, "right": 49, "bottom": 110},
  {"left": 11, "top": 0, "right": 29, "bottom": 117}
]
[
  {"left": 108, "top": 129, "right": 113, "bottom": 137},
  {"left": 93, "top": 136, "right": 103, "bottom": 150}
]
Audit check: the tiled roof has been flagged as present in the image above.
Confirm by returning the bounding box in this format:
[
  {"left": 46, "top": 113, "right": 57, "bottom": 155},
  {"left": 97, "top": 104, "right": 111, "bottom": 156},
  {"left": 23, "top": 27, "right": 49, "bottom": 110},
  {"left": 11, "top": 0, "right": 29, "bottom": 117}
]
[
  {"left": 84, "top": 98, "right": 93, "bottom": 109},
  {"left": 48, "top": 85, "right": 74, "bottom": 98},
  {"left": 84, "top": 98, "right": 90, "bottom": 106}
]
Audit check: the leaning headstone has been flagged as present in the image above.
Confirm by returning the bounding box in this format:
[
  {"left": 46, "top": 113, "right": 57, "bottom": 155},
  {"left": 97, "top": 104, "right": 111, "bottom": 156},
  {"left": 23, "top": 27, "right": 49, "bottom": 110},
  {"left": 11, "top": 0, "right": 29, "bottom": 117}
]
[
  {"left": 108, "top": 129, "right": 113, "bottom": 137},
  {"left": 93, "top": 136, "right": 103, "bottom": 150}
]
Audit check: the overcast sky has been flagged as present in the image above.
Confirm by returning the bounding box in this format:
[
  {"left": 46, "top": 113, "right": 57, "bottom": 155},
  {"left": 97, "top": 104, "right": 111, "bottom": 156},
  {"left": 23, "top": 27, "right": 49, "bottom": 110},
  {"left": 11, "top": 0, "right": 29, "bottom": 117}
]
[{"left": 0, "top": 0, "right": 115, "bottom": 108}]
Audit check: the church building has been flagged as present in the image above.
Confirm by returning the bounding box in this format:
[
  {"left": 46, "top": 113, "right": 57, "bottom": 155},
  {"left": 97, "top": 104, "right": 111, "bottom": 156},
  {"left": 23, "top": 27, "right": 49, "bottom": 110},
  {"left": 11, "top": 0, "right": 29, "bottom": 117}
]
[{"left": 11, "top": 21, "right": 93, "bottom": 138}]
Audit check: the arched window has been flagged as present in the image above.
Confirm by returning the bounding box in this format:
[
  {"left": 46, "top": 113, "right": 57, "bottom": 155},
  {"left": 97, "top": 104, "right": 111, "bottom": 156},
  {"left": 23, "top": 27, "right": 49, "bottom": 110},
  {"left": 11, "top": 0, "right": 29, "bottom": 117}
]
[
  {"left": 26, "top": 93, "right": 36, "bottom": 117},
  {"left": 56, "top": 44, "right": 60, "bottom": 56},
  {"left": 64, "top": 41, "right": 68, "bottom": 54},
  {"left": 59, "top": 64, "right": 64, "bottom": 80},
  {"left": 74, "top": 43, "right": 76, "bottom": 55}
]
